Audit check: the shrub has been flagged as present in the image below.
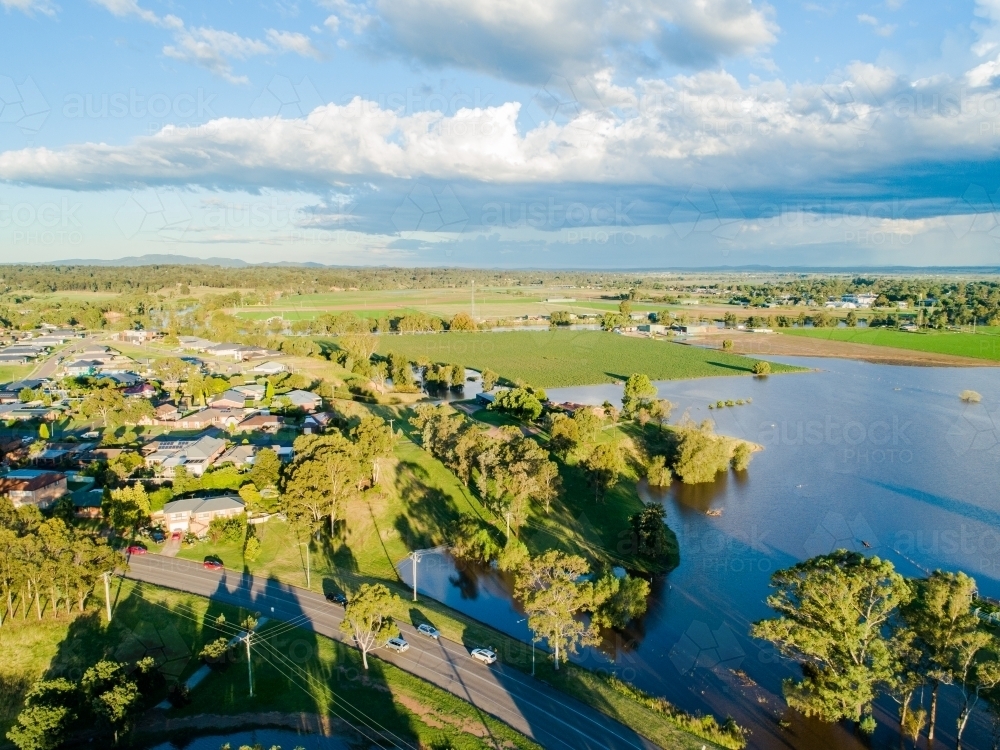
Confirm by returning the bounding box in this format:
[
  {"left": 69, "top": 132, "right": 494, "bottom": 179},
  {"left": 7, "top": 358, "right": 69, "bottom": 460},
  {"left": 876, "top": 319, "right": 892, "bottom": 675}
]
[
  {"left": 751, "top": 361, "right": 771, "bottom": 376},
  {"left": 960, "top": 390, "right": 982, "bottom": 403},
  {"left": 731, "top": 442, "right": 753, "bottom": 471}
]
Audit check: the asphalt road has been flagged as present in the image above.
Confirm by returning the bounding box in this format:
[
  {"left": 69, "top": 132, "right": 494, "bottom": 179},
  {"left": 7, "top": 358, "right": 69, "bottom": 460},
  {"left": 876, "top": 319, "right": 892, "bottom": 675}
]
[{"left": 124, "top": 555, "right": 663, "bottom": 750}]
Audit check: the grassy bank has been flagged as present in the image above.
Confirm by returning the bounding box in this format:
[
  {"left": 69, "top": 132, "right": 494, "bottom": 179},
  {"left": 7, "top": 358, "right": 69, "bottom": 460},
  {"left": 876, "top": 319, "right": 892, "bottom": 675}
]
[
  {"left": 334, "top": 329, "right": 799, "bottom": 387},
  {"left": 781, "top": 326, "right": 1000, "bottom": 361}
]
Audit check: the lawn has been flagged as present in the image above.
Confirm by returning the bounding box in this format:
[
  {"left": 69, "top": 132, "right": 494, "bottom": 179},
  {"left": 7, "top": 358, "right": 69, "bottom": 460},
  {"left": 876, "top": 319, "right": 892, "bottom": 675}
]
[
  {"left": 0, "top": 364, "right": 34, "bottom": 384},
  {"left": 370, "top": 330, "right": 798, "bottom": 387},
  {"left": 781, "top": 326, "right": 1000, "bottom": 361}
]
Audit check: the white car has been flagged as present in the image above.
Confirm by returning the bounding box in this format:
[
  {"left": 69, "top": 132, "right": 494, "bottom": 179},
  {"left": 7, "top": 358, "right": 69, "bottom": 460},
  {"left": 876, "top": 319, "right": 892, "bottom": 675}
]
[
  {"left": 471, "top": 648, "right": 497, "bottom": 665},
  {"left": 417, "top": 624, "right": 440, "bottom": 639},
  {"left": 386, "top": 637, "right": 410, "bottom": 653}
]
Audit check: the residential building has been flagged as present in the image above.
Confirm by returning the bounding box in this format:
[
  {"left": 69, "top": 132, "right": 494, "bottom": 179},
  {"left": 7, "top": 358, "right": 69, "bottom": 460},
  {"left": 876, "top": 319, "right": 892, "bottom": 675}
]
[
  {"left": 217, "top": 443, "right": 258, "bottom": 468},
  {"left": 637, "top": 324, "right": 668, "bottom": 334},
  {"left": 233, "top": 384, "right": 265, "bottom": 401},
  {"left": 64, "top": 359, "right": 103, "bottom": 376},
  {"left": 118, "top": 330, "right": 158, "bottom": 344},
  {"left": 475, "top": 392, "right": 496, "bottom": 406},
  {"left": 124, "top": 383, "right": 157, "bottom": 398},
  {"left": 211, "top": 389, "right": 250, "bottom": 408},
  {"left": 235, "top": 413, "right": 283, "bottom": 433},
  {"left": 145, "top": 435, "right": 226, "bottom": 477},
  {"left": 160, "top": 495, "right": 245, "bottom": 536},
  {"left": 302, "top": 411, "right": 334, "bottom": 433},
  {"left": 73, "top": 488, "right": 104, "bottom": 519},
  {"left": 178, "top": 336, "right": 217, "bottom": 351},
  {"left": 282, "top": 389, "right": 322, "bottom": 412},
  {"left": 0, "top": 470, "right": 67, "bottom": 509},
  {"left": 252, "top": 360, "right": 287, "bottom": 375}
]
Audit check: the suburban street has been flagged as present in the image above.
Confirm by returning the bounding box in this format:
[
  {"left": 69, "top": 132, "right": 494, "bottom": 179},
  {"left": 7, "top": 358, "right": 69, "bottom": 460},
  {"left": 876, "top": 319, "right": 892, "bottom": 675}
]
[{"left": 124, "top": 555, "right": 663, "bottom": 750}]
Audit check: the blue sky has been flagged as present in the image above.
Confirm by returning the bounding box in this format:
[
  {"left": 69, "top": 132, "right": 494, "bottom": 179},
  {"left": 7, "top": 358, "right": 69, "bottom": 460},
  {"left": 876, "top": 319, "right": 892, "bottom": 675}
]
[{"left": 1, "top": 0, "right": 1000, "bottom": 267}]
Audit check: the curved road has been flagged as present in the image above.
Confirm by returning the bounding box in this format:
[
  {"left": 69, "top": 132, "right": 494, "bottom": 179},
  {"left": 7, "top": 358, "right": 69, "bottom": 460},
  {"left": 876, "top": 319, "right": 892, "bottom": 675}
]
[{"left": 125, "top": 555, "right": 663, "bottom": 750}]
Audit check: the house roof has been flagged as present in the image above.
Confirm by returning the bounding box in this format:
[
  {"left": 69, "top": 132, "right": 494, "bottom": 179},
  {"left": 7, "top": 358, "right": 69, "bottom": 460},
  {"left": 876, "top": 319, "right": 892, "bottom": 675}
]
[
  {"left": 66, "top": 359, "right": 103, "bottom": 368},
  {"left": 284, "top": 389, "right": 320, "bottom": 405},
  {"left": 239, "top": 413, "right": 281, "bottom": 426},
  {"left": 0, "top": 471, "right": 65, "bottom": 492},
  {"left": 252, "top": 361, "right": 286, "bottom": 372},
  {"left": 214, "top": 389, "right": 248, "bottom": 404},
  {"left": 162, "top": 494, "right": 245, "bottom": 515},
  {"left": 219, "top": 444, "right": 257, "bottom": 465}
]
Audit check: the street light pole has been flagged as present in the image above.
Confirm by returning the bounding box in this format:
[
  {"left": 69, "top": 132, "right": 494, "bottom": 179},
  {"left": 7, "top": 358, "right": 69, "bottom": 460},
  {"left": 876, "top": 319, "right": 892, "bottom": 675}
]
[
  {"left": 409, "top": 551, "right": 422, "bottom": 601},
  {"left": 245, "top": 632, "right": 253, "bottom": 698},
  {"left": 103, "top": 572, "right": 112, "bottom": 623},
  {"left": 301, "top": 541, "right": 311, "bottom": 589}
]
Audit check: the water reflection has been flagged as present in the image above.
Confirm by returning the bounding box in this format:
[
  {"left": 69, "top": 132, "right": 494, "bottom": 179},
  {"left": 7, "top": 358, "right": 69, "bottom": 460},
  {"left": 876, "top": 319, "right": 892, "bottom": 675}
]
[{"left": 146, "top": 728, "right": 347, "bottom": 749}]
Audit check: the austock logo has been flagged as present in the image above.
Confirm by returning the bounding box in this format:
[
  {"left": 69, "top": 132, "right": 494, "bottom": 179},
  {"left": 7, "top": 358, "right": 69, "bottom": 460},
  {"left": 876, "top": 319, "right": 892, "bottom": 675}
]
[{"left": 668, "top": 620, "right": 745, "bottom": 676}]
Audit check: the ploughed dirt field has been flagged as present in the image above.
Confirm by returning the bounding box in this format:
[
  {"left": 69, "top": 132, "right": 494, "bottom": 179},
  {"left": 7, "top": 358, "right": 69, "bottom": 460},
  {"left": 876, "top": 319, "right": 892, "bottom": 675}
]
[{"left": 692, "top": 330, "right": 1000, "bottom": 367}]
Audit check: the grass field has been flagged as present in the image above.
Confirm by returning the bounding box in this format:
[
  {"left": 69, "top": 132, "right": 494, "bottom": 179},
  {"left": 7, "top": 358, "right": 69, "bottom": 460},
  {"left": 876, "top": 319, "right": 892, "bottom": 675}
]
[
  {"left": 362, "top": 330, "right": 798, "bottom": 387},
  {"left": 782, "top": 326, "right": 1000, "bottom": 361},
  {"left": 0, "top": 364, "right": 33, "bottom": 384}
]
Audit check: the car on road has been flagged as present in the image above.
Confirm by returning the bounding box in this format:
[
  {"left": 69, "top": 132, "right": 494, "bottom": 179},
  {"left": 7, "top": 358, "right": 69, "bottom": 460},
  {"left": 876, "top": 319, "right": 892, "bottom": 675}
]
[
  {"left": 325, "top": 592, "right": 348, "bottom": 605},
  {"left": 417, "top": 624, "right": 440, "bottom": 639},
  {"left": 125, "top": 545, "right": 146, "bottom": 555},
  {"left": 386, "top": 637, "right": 409, "bottom": 653},
  {"left": 471, "top": 648, "right": 497, "bottom": 665},
  {"left": 202, "top": 559, "right": 224, "bottom": 571}
]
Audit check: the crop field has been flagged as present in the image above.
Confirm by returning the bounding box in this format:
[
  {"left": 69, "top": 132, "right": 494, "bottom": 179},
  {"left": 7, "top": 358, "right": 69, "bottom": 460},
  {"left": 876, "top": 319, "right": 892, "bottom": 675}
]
[
  {"left": 362, "top": 330, "right": 799, "bottom": 387},
  {"left": 782, "top": 326, "right": 1000, "bottom": 362}
]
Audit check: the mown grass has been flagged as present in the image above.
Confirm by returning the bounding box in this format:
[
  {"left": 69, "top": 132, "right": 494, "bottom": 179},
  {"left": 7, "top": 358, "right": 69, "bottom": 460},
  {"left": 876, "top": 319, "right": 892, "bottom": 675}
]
[
  {"left": 364, "top": 330, "right": 799, "bottom": 387},
  {"left": 781, "top": 326, "right": 1000, "bottom": 361}
]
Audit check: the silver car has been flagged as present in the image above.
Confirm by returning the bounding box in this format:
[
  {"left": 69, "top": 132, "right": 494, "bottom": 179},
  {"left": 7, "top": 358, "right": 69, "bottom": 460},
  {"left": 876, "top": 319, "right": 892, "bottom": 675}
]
[
  {"left": 417, "top": 624, "right": 440, "bottom": 639},
  {"left": 471, "top": 648, "right": 497, "bottom": 664},
  {"left": 386, "top": 637, "right": 410, "bottom": 653}
]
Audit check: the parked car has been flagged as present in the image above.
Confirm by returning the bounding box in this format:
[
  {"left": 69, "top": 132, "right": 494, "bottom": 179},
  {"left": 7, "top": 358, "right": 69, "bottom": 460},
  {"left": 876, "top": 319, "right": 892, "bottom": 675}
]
[
  {"left": 150, "top": 530, "right": 165, "bottom": 543},
  {"left": 125, "top": 545, "right": 146, "bottom": 555},
  {"left": 386, "top": 637, "right": 409, "bottom": 653},
  {"left": 82, "top": 431, "right": 99, "bottom": 439},
  {"left": 471, "top": 648, "right": 497, "bottom": 665},
  {"left": 171, "top": 531, "right": 182, "bottom": 541},
  {"left": 325, "top": 592, "right": 348, "bottom": 605},
  {"left": 202, "top": 559, "right": 224, "bottom": 571},
  {"left": 417, "top": 624, "right": 440, "bottom": 639}
]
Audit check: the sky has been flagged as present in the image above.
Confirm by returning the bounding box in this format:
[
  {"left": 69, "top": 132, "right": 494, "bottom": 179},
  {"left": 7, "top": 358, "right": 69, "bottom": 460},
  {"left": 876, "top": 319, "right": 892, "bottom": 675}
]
[{"left": 1, "top": 0, "right": 1000, "bottom": 268}]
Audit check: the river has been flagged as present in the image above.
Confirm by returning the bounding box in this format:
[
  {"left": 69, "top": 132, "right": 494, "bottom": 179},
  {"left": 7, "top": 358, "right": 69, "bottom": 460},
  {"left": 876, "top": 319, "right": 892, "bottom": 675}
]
[{"left": 398, "top": 356, "right": 1000, "bottom": 749}]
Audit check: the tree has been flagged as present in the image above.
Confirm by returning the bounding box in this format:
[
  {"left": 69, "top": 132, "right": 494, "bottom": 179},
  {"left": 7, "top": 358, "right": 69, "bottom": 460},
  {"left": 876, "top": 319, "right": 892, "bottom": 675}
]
[
  {"left": 593, "top": 572, "right": 650, "bottom": 629},
  {"left": 572, "top": 408, "right": 601, "bottom": 443},
  {"left": 646, "top": 455, "right": 671, "bottom": 487},
  {"left": 284, "top": 433, "right": 361, "bottom": 535},
  {"left": 264, "top": 379, "right": 275, "bottom": 403},
  {"left": 249, "top": 447, "right": 281, "bottom": 490},
  {"left": 480, "top": 369, "right": 498, "bottom": 392},
  {"left": 752, "top": 552, "right": 911, "bottom": 728},
  {"left": 629, "top": 503, "right": 673, "bottom": 558},
  {"left": 351, "top": 415, "right": 396, "bottom": 486},
  {"left": 902, "top": 570, "right": 981, "bottom": 742},
  {"left": 751, "top": 361, "right": 771, "bottom": 376},
  {"left": 548, "top": 414, "right": 579, "bottom": 457},
  {"left": 37, "top": 423, "right": 49, "bottom": 440},
  {"left": 490, "top": 387, "right": 543, "bottom": 421},
  {"left": 516, "top": 551, "right": 604, "bottom": 670},
  {"left": 81, "top": 388, "right": 125, "bottom": 428},
  {"left": 846, "top": 311, "right": 858, "bottom": 327},
  {"left": 584, "top": 443, "right": 623, "bottom": 501},
  {"left": 672, "top": 420, "right": 731, "bottom": 484},
  {"left": 449, "top": 312, "right": 477, "bottom": 331},
  {"left": 722, "top": 339, "right": 734, "bottom": 351},
  {"left": 340, "top": 583, "right": 399, "bottom": 669},
  {"left": 6, "top": 679, "right": 77, "bottom": 750},
  {"left": 81, "top": 660, "right": 141, "bottom": 744},
  {"left": 731, "top": 442, "right": 753, "bottom": 471},
  {"left": 622, "top": 373, "right": 656, "bottom": 419},
  {"left": 104, "top": 484, "right": 150, "bottom": 536},
  {"left": 339, "top": 332, "right": 378, "bottom": 364}
]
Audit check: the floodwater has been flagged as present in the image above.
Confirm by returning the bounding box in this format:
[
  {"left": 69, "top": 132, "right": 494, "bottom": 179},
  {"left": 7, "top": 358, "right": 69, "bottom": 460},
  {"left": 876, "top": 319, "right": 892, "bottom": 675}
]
[{"left": 399, "top": 357, "right": 1000, "bottom": 749}]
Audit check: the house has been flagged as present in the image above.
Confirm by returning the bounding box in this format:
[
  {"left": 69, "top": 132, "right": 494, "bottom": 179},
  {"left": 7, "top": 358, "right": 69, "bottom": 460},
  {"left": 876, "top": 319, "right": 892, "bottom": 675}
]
[
  {"left": 212, "top": 389, "right": 250, "bottom": 409},
  {"left": 0, "top": 470, "right": 67, "bottom": 509},
  {"left": 78, "top": 447, "right": 124, "bottom": 465},
  {"left": 303, "top": 411, "right": 334, "bottom": 433},
  {"left": 0, "top": 354, "right": 30, "bottom": 365},
  {"left": 64, "top": 359, "right": 104, "bottom": 376},
  {"left": 637, "top": 324, "right": 667, "bottom": 334},
  {"left": 282, "top": 389, "right": 322, "bottom": 412},
  {"left": 154, "top": 403, "right": 180, "bottom": 422},
  {"left": 118, "top": 330, "right": 158, "bottom": 344},
  {"left": 475, "top": 392, "right": 496, "bottom": 406},
  {"left": 124, "top": 383, "right": 157, "bottom": 399},
  {"left": 671, "top": 324, "right": 711, "bottom": 334},
  {"left": 0, "top": 403, "right": 60, "bottom": 421},
  {"left": 178, "top": 336, "right": 217, "bottom": 352},
  {"left": 217, "top": 443, "right": 258, "bottom": 469},
  {"left": 0, "top": 380, "right": 46, "bottom": 403},
  {"left": 73, "top": 488, "right": 104, "bottom": 519},
  {"left": 145, "top": 435, "right": 227, "bottom": 477},
  {"left": 199, "top": 407, "right": 245, "bottom": 429},
  {"left": 233, "top": 384, "right": 265, "bottom": 401},
  {"left": 236, "top": 413, "right": 284, "bottom": 433},
  {"left": 252, "top": 361, "right": 287, "bottom": 375},
  {"left": 101, "top": 372, "right": 142, "bottom": 387},
  {"left": 160, "top": 495, "right": 245, "bottom": 536}
]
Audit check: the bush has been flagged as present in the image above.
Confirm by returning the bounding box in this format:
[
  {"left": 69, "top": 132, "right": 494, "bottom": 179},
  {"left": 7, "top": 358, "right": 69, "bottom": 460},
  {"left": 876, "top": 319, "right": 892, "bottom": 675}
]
[
  {"left": 199, "top": 637, "right": 231, "bottom": 669},
  {"left": 731, "top": 442, "right": 753, "bottom": 471},
  {"left": 646, "top": 455, "right": 672, "bottom": 487},
  {"left": 960, "top": 390, "right": 982, "bottom": 403},
  {"left": 722, "top": 339, "right": 733, "bottom": 351},
  {"left": 672, "top": 420, "right": 731, "bottom": 484},
  {"left": 751, "top": 361, "right": 771, "bottom": 376}
]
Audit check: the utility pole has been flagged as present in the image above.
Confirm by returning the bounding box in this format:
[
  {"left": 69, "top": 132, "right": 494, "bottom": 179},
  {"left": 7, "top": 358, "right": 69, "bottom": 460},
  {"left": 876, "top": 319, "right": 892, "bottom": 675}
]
[
  {"left": 506, "top": 511, "right": 510, "bottom": 540},
  {"left": 409, "top": 550, "right": 422, "bottom": 602},
  {"left": 245, "top": 632, "right": 253, "bottom": 698},
  {"left": 301, "top": 541, "right": 311, "bottom": 589},
  {"left": 471, "top": 279, "right": 475, "bottom": 320},
  {"left": 103, "top": 572, "right": 112, "bottom": 623}
]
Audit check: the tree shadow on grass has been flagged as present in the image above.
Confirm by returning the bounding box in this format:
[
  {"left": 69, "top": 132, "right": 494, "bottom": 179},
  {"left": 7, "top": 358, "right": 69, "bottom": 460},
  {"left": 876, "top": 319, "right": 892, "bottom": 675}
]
[{"left": 392, "top": 460, "right": 465, "bottom": 552}]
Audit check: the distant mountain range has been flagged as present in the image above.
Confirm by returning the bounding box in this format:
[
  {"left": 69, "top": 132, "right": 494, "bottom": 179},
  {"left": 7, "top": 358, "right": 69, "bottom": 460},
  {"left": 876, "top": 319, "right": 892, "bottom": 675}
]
[{"left": 13, "top": 255, "right": 1000, "bottom": 274}]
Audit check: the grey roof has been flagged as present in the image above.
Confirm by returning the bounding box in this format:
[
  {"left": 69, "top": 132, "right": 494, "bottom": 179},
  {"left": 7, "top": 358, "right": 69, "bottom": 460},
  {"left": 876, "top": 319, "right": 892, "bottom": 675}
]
[
  {"left": 185, "top": 435, "right": 226, "bottom": 459},
  {"left": 163, "top": 494, "right": 245, "bottom": 515},
  {"left": 216, "top": 389, "right": 248, "bottom": 404},
  {"left": 284, "top": 389, "right": 320, "bottom": 405}
]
